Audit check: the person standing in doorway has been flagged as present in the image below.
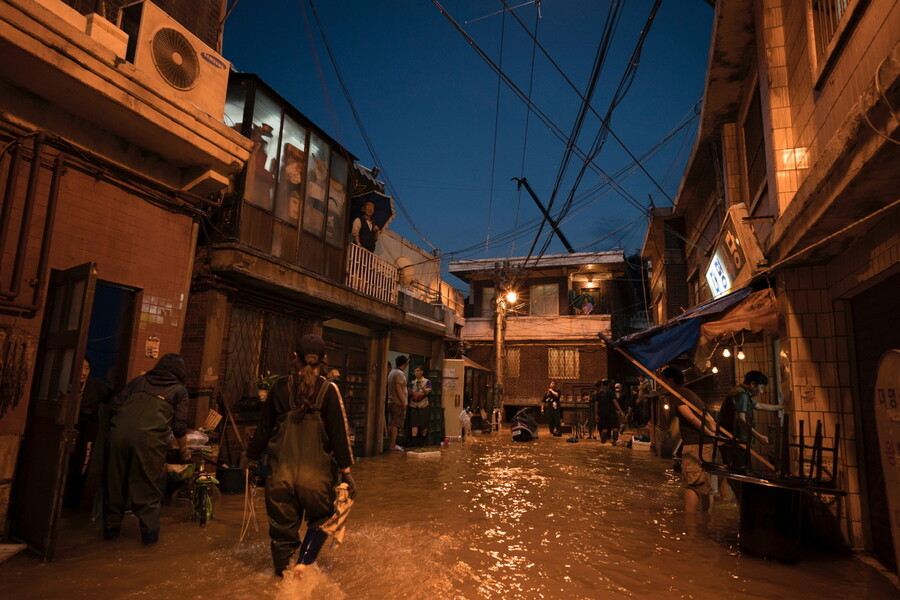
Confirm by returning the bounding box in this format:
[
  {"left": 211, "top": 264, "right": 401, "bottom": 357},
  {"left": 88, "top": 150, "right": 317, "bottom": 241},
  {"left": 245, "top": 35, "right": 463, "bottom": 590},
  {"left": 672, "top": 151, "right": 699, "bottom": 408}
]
[
  {"left": 246, "top": 334, "right": 355, "bottom": 577},
  {"left": 541, "top": 381, "right": 562, "bottom": 436},
  {"left": 64, "top": 357, "right": 112, "bottom": 511},
  {"left": 663, "top": 367, "right": 714, "bottom": 512},
  {"left": 103, "top": 354, "right": 190, "bottom": 545},
  {"left": 387, "top": 356, "right": 409, "bottom": 452},
  {"left": 408, "top": 365, "right": 432, "bottom": 445}
]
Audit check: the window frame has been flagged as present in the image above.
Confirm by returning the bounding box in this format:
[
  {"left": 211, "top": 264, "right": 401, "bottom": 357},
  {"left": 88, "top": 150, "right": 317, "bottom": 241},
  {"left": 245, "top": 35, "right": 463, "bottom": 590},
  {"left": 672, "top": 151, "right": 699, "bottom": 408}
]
[
  {"left": 529, "top": 283, "right": 559, "bottom": 316},
  {"left": 548, "top": 347, "right": 579, "bottom": 380}
]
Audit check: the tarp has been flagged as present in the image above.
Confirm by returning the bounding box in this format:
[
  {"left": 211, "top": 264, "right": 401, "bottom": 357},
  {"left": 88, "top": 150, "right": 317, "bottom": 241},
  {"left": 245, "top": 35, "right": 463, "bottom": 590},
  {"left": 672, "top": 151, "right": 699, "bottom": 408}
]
[
  {"left": 463, "top": 356, "right": 491, "bottom": 372},
  {"left": 610, "top": 286, "right": 757, "bottom": 370},
  {"left": 700, "top": 288, "right": 778, "bottom": 338}
]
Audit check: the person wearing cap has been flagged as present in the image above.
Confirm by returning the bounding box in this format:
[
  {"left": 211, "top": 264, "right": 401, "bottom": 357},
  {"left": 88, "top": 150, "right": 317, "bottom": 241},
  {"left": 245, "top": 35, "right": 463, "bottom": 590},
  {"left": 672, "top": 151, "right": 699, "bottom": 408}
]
[
  {"left": 246, "top": 334, "right": 356, "bottom": 577},
  {"left": 717, "top": 370, "right": 781, "bottom": 499}
]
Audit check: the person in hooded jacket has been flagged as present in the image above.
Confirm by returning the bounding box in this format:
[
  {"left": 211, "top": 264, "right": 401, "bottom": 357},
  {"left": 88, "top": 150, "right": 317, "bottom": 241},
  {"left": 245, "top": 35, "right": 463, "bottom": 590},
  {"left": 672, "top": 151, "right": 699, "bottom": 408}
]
[
  {"left": 247, "top": 334, "right": 356, "bottom": 577},
  {"left": 103, "top": 353, "right": 190, "bottom": 544}
]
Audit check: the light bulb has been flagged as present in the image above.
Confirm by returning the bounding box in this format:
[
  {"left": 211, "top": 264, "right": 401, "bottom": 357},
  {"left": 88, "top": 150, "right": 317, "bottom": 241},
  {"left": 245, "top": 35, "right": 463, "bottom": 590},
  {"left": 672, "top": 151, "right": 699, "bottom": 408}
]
[
  {"left": 663, "top": 403, "right": 670, "bottom": 410},
  {"left": 737, "top": 347, "right": 746, "bottom": 360},
  {"left": 711, "top": 366, "right": 719, "bottom": 374},
  {"left": 722, "top": 348, "right": 731, "bottom": 358},
  {"left": 505, "top": 291, "right": 518, "bottom": 303}
]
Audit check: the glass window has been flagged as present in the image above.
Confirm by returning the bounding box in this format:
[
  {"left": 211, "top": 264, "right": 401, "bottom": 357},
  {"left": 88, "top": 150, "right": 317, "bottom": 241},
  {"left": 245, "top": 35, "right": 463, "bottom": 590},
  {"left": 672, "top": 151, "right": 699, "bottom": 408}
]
[
  {"left": 274, "top": 115, "right": 306, "bottom": 225},
  {"left": 245, "top": 91, "right": 281, "bottom": 211},
  {"left": 548, "top": 348, "right": 579, "bottom": 379},
  {"left": 326, "top": 152, "right": 348, "bottom": 247},
  {"left": 504, "top": 347, "right": 520, "bottom": 378},
  {"left": 224, "top": 83, "right": 247, "bottom": 131},
  {"left": 479, "top": 285, "right": 495, "bottom": 317},
  {"left": 303, "top": 133, "right": 330, "bottom": 237},
  {"left": 530, "top": 284, "right": 559, "bottom": 316}
]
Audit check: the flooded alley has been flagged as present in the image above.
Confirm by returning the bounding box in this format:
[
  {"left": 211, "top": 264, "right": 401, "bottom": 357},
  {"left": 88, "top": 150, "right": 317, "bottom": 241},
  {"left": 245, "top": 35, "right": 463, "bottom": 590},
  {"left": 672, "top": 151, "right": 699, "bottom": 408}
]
[{"left": 2, "top": 432, "right": 896, "bottom": 600}]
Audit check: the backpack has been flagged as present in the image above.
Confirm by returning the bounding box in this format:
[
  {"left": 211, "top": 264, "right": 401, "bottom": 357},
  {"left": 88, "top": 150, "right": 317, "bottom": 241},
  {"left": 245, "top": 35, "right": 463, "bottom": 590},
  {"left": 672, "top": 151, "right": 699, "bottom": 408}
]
[{"left": 717, "top": 394, "right": 735, "bottom": 432}]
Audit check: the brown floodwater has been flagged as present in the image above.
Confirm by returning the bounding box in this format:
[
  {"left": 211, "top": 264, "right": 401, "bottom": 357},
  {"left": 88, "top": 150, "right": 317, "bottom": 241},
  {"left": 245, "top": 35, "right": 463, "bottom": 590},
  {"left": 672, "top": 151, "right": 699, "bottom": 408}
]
[{"left": 1, "top": 431, "right": 897, "bottom": 599}]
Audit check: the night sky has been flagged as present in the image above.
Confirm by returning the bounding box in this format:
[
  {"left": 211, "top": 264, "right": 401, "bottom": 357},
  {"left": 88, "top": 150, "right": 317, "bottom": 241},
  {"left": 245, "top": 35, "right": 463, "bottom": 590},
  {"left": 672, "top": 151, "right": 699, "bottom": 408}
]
[{"left": 223, "top": 1, "right": 714, "bottom": 272}]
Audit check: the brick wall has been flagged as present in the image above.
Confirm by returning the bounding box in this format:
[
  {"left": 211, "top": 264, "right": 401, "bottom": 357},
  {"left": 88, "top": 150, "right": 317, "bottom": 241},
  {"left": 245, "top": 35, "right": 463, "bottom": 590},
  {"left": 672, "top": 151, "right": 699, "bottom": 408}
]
[
  {"left": 466, "top": 342, "right": 610, "bottom": 406},
  {"left": 0, "top": 148, "right": 197, "bottom": 436}
]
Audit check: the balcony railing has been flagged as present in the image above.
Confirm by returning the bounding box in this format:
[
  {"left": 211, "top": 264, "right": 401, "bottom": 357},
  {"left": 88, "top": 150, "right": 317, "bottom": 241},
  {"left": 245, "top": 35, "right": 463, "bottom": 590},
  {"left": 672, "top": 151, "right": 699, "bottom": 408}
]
[{"left": 345, "top": 243, "right": 398, "bottom": 304}]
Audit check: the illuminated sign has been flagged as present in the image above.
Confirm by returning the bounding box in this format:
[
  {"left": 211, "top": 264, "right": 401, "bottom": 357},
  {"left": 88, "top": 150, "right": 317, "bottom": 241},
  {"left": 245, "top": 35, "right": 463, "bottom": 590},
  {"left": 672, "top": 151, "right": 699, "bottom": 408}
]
[
  {"left": 703, "top": 204, "right": 763, "bottom": 298},
  {"left": 705, "top": 251, "right": 733, "bottom": 298}
]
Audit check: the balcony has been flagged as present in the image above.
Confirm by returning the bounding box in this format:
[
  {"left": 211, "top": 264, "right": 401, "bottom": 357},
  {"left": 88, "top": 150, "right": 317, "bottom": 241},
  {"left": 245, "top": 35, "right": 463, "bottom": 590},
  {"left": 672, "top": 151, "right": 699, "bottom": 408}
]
[
  {"left": 462, "top": 314, "right": 612, "bottom": 342},
  {"left": 345, "top": 242, "right": 398, "bottom": 304}
]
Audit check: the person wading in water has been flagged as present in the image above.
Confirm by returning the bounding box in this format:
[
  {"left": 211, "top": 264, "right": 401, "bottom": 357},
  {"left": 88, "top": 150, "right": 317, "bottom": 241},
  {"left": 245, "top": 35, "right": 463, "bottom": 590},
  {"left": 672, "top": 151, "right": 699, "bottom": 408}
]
[{"left": 247, "top": 334, "right": 356, "bottom": 577}]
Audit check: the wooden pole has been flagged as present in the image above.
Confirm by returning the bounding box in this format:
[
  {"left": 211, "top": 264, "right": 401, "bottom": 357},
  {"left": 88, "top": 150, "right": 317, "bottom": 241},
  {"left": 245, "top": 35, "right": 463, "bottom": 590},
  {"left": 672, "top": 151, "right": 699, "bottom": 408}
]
[{"left": 598, "top": 332, "right": 775, "bottom": 471}]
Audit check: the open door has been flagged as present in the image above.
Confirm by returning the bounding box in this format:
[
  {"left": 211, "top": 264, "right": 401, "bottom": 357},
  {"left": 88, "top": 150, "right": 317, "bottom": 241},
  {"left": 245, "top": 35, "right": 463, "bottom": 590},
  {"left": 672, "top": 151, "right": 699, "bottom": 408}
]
[{"left": 11, "top": 263, "right": 97, "bottom": 561}]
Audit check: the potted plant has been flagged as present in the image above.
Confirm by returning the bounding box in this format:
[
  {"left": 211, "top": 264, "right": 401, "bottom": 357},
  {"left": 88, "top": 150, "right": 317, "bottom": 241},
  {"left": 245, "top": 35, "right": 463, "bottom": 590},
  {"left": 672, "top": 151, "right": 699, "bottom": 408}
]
[{"left": 256, "top": 372, "right": 279, "bottom": 401}]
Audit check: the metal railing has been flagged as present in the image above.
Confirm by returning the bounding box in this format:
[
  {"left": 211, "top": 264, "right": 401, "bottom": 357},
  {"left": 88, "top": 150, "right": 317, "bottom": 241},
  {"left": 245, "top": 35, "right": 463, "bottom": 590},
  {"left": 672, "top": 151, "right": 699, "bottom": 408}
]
[
  {"left": 813, "top": 0, "right": 851, "bottom": 59},
  {"left": 345, "top": 243, "right": 399, "bottom": 304}
]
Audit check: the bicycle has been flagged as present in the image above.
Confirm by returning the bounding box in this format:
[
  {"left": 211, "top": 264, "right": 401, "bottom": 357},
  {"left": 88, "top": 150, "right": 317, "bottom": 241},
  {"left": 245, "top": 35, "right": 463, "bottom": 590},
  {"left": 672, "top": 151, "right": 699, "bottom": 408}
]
[{"left": 168, "top": 449, "right": 221, "bottom": 526}]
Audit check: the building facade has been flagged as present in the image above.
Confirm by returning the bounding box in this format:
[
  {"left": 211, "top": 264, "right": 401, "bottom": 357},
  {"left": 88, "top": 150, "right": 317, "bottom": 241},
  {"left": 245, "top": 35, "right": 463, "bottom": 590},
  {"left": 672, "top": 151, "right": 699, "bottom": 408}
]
[
  {"left": 183, "top": 72, "right": 464, "bottom": 459},
  {"left": 642, "top": 0, "right": 899, "bottom": 571},
  {"left": 0, "top": 0, "right": 249, "bottom": 558},
  {"left": 449, "top": 252, "right": 642, "bottom": 424}
]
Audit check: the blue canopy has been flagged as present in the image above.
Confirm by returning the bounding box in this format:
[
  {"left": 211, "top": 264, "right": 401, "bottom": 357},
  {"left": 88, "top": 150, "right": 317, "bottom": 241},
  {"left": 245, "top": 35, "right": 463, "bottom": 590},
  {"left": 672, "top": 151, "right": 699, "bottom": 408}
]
[{"left": 610, "top": 286, "right": 753, "bottom": 370}]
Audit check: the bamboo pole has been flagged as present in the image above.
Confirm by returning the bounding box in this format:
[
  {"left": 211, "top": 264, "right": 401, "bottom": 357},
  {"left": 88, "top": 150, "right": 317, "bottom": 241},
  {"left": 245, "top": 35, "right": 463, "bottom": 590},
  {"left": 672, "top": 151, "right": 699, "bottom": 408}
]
[{"left": 598, "top": 332, "right": 775, "bottom": 471}]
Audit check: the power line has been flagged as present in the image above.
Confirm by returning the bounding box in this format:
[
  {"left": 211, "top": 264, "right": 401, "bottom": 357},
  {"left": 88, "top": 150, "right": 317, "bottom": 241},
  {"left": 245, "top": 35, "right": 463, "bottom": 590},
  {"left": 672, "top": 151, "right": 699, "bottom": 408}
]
[{"left": 304, "top": 0, "right": 437, "bottom": 250}]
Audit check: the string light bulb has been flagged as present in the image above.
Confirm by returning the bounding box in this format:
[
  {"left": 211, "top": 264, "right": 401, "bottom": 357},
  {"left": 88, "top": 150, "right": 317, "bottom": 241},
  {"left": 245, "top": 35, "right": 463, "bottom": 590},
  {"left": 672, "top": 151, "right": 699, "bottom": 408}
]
[
  {"left": 737, "top": 347, "right": 746, "bottom": 360},
  {"left": 505, "top": 290, "right": 518, "bottom": 303},
  {"left": 722, "top": 347, "right": 731, "bottom": 358},
  {"left": 711, "top": 366, "right": 719, "bottom": 374}
]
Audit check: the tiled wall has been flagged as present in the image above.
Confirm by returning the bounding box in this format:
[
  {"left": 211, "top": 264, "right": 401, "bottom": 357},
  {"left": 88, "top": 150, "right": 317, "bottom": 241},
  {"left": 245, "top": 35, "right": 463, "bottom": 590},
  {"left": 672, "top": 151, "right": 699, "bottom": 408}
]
[{"left": 778, "top": 263, "right": 863, "bottom": 546}]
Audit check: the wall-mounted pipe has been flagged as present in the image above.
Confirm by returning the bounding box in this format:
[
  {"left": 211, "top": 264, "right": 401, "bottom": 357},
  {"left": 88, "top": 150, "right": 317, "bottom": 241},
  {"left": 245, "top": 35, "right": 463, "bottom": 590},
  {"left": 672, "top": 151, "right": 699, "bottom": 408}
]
[
  {"left": 0, "top": 139, "right": 25, "bottom": 275},
  {"left": 0, "top": 133, "right": 45, "bottom": 300}
]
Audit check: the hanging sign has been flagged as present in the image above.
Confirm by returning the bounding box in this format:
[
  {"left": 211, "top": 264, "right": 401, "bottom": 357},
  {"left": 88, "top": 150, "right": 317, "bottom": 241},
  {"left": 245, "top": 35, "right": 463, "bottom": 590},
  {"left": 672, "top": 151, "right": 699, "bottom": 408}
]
[
  {"left": 875, "top": 349, "right": 900, "bottom": 574},
  {"left": 145, "top": 336, "right": 160, "bottom": 359},
  {"left": 704, "top": 203, "right": 765, "bottom": 298}
]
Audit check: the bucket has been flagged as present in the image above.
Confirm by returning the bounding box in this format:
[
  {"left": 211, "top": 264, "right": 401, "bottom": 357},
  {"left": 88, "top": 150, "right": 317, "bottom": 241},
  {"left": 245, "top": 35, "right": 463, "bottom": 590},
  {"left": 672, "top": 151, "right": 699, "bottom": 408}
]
[{"left": 216, "top": 466, "right": 246, "bottom": 494}]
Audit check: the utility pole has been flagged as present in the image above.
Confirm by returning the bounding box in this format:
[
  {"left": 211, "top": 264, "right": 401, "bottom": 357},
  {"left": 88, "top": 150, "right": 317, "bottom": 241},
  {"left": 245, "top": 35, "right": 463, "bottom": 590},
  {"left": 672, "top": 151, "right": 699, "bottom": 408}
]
[
  {"left": 492, "top": 260, "right": 517, "bottom": 424},
  {"left": 512, "top": 177, "right": 576, "bottom": 253}
]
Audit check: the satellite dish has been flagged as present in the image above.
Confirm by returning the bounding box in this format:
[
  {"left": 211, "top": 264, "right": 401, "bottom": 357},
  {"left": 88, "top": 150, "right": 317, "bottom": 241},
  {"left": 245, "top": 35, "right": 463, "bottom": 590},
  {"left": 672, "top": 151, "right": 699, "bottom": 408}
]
[
  {"left": 151, "top": 27, "right": 200, "bottom": 90},
  {"left": 395, "top": 256, "right": 415, "bottom": 285}
]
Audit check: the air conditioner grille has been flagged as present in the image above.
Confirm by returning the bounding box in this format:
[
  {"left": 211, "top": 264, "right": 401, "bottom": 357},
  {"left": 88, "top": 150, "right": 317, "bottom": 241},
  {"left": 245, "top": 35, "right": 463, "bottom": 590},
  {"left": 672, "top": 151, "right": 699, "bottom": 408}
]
[{"left": 151, "top": 27, "right": 200, "bottom": 90}]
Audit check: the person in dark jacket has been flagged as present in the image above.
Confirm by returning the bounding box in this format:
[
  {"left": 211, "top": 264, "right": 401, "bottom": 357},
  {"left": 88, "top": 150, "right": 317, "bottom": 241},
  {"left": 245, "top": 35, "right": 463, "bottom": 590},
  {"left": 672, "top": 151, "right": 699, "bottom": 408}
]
[
  {"left": 541, "top": 381, "right": 562, "bottom": 436},
  {"left": 103, "top": 354, "right": 190, "bottom": 544},
  {"left": 593, "top": 379, "right": 624, "bottom": 444},
  {"left": 63, "top": 357, "right": 112, "bottom": 510},
  {"left": 247, "top": 334, "right": 356, "bottom": 577}
]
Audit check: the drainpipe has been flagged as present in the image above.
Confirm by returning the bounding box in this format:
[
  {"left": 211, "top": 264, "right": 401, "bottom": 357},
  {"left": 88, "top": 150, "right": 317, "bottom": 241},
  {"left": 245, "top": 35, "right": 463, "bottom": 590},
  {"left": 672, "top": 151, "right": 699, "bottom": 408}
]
[
  {"left": 0, "top": 139, "right": 24, "bottom": 283},
  {"left": 0, "top": 133, "right": 45, "bottom": 300}
]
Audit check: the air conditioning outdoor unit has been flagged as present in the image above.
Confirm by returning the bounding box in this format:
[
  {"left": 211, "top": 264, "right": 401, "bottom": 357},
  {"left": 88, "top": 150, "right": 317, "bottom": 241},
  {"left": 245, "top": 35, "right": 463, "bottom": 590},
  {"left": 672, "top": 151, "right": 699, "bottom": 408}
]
[{"left": 119, "top": 0, "right": 230, "bottom": 120}]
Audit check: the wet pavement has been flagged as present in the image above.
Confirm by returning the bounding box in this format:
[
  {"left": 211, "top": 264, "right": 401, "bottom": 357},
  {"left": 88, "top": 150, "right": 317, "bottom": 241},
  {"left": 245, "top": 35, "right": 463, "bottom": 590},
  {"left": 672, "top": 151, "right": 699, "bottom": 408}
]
[{"left": 1, "top": 429, "right": 897, "bottom": 599}]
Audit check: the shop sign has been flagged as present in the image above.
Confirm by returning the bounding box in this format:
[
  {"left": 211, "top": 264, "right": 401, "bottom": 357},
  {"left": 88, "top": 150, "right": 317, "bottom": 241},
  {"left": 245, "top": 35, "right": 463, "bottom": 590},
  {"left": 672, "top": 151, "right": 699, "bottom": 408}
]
[
  {"left": 874, "top": 349, "right": 900, "bottom": 573},
  {"left": 704, "top": 204, "right": 765, "bottom": 298}
]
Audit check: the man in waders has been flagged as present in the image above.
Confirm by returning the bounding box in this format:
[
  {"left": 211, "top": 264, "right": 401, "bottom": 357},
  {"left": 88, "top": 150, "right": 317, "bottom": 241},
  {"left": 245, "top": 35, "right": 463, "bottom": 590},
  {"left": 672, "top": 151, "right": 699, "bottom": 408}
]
[
  {"left": 247, "top": 334, "right": 356, "bottom": 577},
  {"left": 103, "top": 354, "right": 190, "bottom": 544}
]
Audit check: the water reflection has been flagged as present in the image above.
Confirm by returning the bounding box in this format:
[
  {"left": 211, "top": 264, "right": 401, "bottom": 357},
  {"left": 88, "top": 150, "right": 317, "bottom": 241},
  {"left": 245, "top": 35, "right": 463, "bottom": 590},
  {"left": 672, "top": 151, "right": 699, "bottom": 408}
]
[{"left": 1, "top": 433, "right": 896, "bottom": 599}]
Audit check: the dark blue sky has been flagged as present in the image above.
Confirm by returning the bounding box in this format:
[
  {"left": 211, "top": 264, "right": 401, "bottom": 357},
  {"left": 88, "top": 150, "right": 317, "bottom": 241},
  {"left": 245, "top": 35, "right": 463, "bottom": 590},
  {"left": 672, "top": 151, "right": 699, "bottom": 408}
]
[{"left": 223, "top": 1, "right": 713, "bottom": 264}]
